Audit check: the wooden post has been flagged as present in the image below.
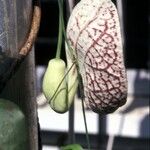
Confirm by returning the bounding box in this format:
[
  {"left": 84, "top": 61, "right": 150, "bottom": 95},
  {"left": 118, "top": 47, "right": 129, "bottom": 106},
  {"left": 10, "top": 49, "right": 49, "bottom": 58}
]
[{"left": 0, "top": 0, "right": 38, "bottom": 149}]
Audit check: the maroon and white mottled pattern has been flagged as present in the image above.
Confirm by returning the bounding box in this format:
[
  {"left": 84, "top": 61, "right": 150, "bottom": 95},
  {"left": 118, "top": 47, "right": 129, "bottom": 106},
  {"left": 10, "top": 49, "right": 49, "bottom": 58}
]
[{"left": 66, "top": 0, "right": 127, "bottom": 114}]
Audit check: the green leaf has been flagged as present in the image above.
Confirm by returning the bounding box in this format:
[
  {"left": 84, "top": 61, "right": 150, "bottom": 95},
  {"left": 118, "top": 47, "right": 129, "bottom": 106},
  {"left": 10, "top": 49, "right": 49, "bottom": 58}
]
[{"left": 60, "top": 144, "right": 83, "bottom": 150}]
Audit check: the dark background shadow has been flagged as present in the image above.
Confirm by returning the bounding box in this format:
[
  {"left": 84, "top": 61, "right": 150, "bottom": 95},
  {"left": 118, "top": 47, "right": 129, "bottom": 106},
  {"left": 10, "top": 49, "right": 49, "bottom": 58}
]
[
  {"left": 140, "top": 114, "right": 150, "bottom": 138},
  {"left": 121, "top": 70, "right": 149, "bottom": 114}
]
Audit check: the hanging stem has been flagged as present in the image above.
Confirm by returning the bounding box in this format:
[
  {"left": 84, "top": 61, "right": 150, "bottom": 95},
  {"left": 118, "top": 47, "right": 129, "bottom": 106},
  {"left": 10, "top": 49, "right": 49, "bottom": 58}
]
[
  {"left": 79, "top": 75, "right": 91, "bottom": 150},
  {"left": 59, "top": 0, "right": 67, "bottom": 44},
  {"left": 59, "top": 0, "right": 91, "bottom": 149},
  {"left": 56, "top": 0, "right": 63, "bottom": 58},
  {"left": 59, "top": 0, "right": 74, "bottom": 58},
  {"left": 81, "top": 98, "right": 91, "bottom": 150}
]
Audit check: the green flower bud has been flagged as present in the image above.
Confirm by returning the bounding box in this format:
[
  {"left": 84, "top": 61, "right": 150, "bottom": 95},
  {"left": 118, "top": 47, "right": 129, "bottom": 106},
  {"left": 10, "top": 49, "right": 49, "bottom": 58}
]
[{"left": 42, "top": 58, "right": 78, "bottom": 113}]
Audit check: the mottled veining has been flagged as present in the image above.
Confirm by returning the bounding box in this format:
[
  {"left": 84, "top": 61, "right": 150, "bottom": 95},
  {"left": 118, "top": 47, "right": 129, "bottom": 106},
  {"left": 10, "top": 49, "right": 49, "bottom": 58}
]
[{"left": 66, "top": 0, "right": 127, "bottom": 114}]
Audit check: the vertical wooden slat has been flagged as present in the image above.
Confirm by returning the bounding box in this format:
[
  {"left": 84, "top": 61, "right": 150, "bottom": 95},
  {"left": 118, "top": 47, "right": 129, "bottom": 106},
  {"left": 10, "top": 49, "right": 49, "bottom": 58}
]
[
  {"left": 0, "top": 0, "right": 38, "bottom": 149},
  {"left": 66, "top": 0, "right": 76, "bottom": 144}
]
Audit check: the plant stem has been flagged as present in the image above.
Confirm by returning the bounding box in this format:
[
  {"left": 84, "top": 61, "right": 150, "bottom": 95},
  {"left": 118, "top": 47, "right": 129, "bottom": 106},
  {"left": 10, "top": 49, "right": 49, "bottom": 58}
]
[
  {"left": 59, "top": 0, "right": 74, "bottom": 59},
  {"left": 59, "top": 0, "right": 67, "bottom": 43},
  {"left": 56, "top": 0, "right": 63, "bottom": 59},
  {"left": 59, "top": 0, "right": 91, "bottom": 149},
  {"left": 79, "top": 75, "right": 91, "bottom": 150},
  {"left": 81, "top": 99, "right": 91, "bottom": 150}
]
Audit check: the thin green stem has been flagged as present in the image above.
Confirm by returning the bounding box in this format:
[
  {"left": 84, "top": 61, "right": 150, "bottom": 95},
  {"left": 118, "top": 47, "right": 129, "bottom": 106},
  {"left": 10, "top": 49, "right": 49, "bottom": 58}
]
[
  {"left": 59, "top": 0, "right": 67, "bottom": 43},
  {"left": 81, "top": 99, "right": 91, "bottom": 150},
  {"left": 59, "top": 0, "right": 74, "bottom": 59},
  {"left": 59, "top": 0, "right": 91, "bottom": 149},
  {"left": 79, "top": 75, "right": 91, "bottom": 150},
  {"left": 56, "top": 0, "right": 63, "bottom": 58}
]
